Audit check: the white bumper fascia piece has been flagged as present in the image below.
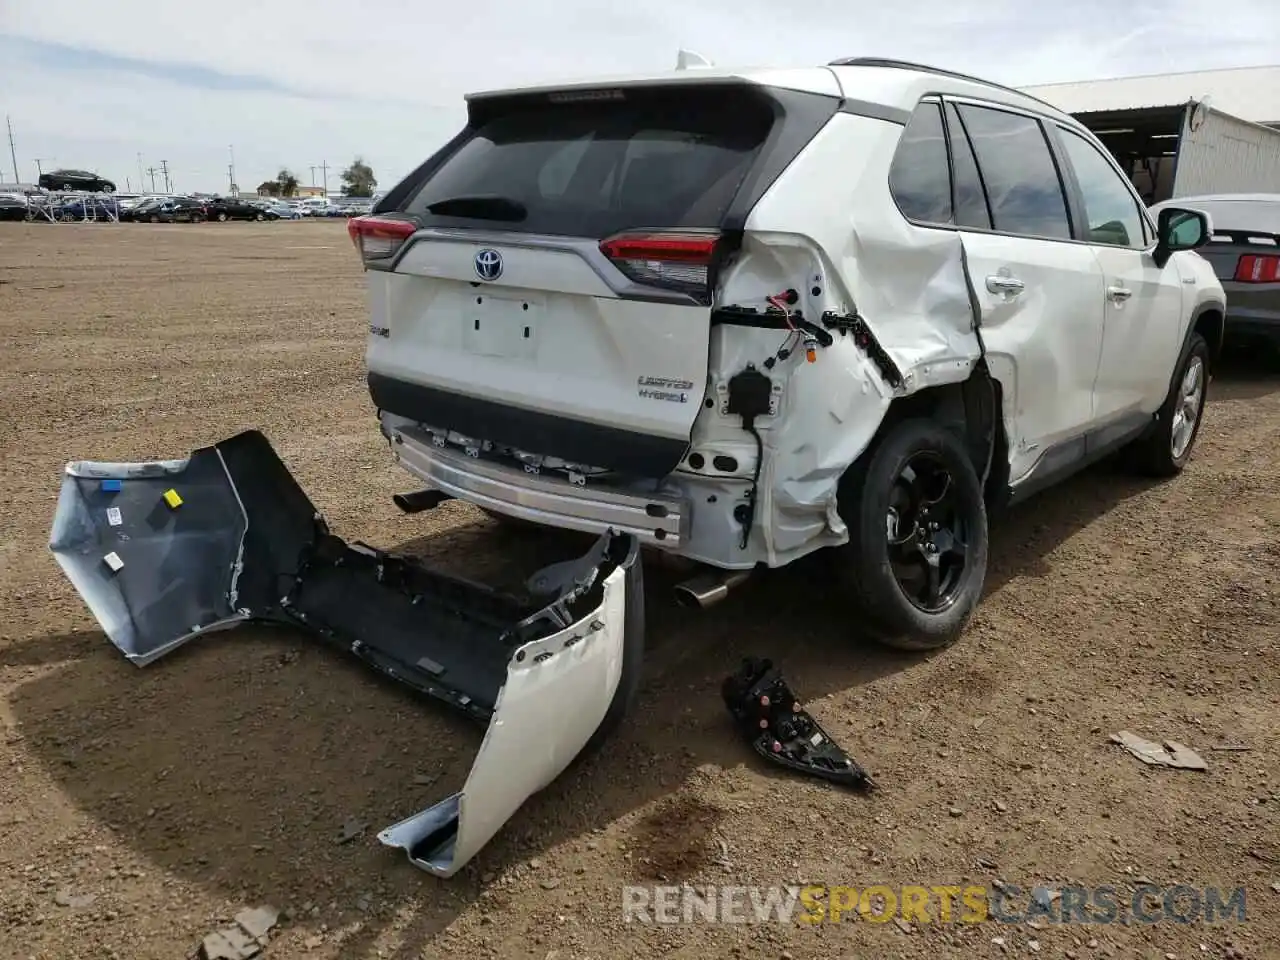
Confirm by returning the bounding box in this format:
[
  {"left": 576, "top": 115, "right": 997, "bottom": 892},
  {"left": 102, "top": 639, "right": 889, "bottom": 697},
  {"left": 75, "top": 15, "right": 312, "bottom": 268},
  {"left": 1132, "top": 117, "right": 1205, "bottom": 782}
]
[{"left": 378, "top": 560, "right": 630, "bottom": 876}]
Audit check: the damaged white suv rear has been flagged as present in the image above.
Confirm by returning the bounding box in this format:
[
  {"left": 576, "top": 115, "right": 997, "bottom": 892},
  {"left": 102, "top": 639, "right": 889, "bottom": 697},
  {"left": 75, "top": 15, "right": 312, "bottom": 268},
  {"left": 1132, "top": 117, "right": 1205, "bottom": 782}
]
[
  {"left": 51, "top": 56, "right": 1227, "bottom": 884},
  {"left": 353, "top": 56, "right": 1226, "bottom": 648}
]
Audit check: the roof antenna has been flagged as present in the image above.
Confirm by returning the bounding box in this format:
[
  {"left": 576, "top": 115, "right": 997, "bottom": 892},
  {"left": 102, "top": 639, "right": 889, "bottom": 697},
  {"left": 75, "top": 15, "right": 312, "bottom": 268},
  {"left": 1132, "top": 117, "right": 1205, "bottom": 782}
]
[{"left": 676, "top": 49, "right": 715, "bottom": 70}]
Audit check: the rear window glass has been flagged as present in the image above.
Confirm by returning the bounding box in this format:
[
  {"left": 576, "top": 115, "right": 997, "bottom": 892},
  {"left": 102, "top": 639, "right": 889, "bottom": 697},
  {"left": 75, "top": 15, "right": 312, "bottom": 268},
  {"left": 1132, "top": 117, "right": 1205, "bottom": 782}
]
[{"left": 402, "top": 87, "right": 775, "bottom": 238}]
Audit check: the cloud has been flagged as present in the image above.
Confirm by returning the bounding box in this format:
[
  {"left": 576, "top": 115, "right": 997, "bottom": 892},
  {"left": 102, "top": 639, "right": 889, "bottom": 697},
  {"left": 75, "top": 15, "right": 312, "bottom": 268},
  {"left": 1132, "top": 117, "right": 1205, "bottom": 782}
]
[
  {"left": 2, "top": 37, "right": 294, "bottom": 95},
  {"left": 1, "top": 0, "right": 1275, "bottom": 191}
]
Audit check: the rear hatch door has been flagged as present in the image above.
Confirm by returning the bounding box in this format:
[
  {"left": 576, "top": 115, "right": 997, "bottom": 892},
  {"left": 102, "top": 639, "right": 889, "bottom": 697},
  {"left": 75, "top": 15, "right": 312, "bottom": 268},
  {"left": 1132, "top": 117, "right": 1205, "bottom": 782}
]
[{"left": 360, "top": 84, "right": 781, "bottom": 478}]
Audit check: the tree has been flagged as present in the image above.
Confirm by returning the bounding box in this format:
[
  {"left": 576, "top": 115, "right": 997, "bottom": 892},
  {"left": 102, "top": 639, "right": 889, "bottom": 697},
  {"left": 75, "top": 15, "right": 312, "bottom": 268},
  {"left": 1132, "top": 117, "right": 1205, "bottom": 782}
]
[
  {"left": 276, "top": 168, "right": 300, "bottom": 197},
  {"left": 340, "top": 158, "right": 377, "bottom": 198},
  {"left": 256, "top": 179, "right": 281, "bottom": 197}
]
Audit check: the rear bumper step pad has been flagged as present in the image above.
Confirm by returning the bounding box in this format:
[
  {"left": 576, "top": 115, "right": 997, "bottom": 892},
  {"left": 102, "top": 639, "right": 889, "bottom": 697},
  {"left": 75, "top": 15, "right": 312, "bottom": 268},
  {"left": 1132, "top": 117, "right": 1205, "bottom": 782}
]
[{"left": 49, "top": 429, "right": 643, "bottom": 877}]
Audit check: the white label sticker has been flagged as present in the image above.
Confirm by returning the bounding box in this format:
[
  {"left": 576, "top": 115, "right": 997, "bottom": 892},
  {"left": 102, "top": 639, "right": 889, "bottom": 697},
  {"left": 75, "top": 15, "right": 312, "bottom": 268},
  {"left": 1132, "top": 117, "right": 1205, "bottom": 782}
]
[
  {"left": 106, "top": 506, "right": 123, "bottom": 526},
  {"left": 103, "top": 552, "right": 124, "bottom": 572}
]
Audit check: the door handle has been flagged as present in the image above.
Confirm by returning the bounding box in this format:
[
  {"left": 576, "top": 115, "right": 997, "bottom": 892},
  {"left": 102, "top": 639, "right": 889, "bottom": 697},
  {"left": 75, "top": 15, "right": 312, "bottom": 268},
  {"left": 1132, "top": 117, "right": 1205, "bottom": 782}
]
[
  {"left": 986, "top": 275, "right": 1025, "bottom": 295},
  {"left": 1107, "top": 286, "right": 1133, "bottom": 302}
]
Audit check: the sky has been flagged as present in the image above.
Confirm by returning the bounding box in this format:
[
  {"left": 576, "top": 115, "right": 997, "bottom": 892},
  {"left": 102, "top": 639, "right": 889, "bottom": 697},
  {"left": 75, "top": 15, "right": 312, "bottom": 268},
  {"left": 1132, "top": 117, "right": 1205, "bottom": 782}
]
[{"left": 1, "top": 0, "right": 1277, "bottom": 194}]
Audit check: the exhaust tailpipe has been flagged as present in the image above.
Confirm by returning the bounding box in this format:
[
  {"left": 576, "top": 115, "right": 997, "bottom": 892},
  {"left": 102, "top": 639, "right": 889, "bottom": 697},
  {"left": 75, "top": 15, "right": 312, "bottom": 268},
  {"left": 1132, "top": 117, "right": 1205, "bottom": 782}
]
[
  {"left": 392, "top": 489, "right": 454, "bottom": 514},
  {"left": 674, "top": 569, "right": 751, "bottom": 609}
]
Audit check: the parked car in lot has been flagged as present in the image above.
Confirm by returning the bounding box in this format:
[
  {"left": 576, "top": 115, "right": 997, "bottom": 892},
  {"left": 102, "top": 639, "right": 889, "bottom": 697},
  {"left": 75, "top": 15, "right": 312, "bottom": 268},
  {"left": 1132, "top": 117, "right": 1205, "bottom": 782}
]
[
  {"left": 146, "top": 198, "right": 208, "bottom": 223},
  {"left": 266, "top": 202, "right": 303, "bottom": 220},
  {"left": 38, "top": 169, "right": 116, "bottom": 193},
  {"left": 1150, "top": 193, "right": 1280, "bottom": 354},
  {"left": 117, "top": 197, "right": 167, "bottom": 222},
  {"left": 0, "top": 195, "right": 28, "bottom": 221},
  {"left": 353, "top": 55, "right": 1227, "bottom": 654},
  {"left": 207, "top": 197, "right": 271, "bottom": 222},
  {"left": 297, "top": 197, "right": 335, "bottom": 216}
]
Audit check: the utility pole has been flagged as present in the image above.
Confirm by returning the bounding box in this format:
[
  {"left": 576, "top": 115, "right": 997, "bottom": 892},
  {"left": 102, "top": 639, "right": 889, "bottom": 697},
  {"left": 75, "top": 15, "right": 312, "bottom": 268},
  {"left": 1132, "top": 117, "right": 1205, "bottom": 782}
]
[
  {"left": 6, "top": 116, "right": 19, "bottom": 185},
  {"left": 319, "top": 160, "right": 328, "bottom": 197},
  {"left": 159, "top": 159, "right": 170, "bottom": 193},
  {"left": 308, "top": 165, "right": 316, "bottom": 187},
  {"left": 146, "top": 166, "right": 158, "bottom": 192},
  {"left": 228, "top": 144, "right": 236, "bottom": 194},
  {"left": 137, "top": 152, "right": 145, "bottom": 191},
  {"left": 34, "top": 157, "right": 54, "bottom": 180}
]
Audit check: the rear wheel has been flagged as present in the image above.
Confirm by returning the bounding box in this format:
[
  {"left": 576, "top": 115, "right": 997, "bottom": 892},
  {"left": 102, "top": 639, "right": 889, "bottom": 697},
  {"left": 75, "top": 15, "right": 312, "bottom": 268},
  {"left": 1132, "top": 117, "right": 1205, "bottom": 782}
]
[
  {"left": 1128, "top": 333, "right": 1209, "bottom": 477},
  {"left": 255, "top": 212, "right": 265, "bottom": 221},
  {"left": 835, "top": 418, "right": 989, "bottom": 651},
  {"left": 216, "top": 211, "right": 228, "bottom": 222}
]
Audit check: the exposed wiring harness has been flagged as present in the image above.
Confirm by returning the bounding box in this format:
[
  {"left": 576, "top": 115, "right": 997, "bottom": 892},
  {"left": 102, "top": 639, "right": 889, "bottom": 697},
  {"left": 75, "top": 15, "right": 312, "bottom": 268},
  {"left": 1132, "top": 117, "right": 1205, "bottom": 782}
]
[{"left": 731, "top": 289, "right": 813, "bottom": 550}]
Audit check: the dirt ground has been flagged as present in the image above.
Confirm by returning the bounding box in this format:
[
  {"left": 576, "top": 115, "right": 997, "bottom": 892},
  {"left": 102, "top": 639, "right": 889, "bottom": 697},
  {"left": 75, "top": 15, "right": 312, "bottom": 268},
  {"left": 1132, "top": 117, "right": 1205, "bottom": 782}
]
[{"left": 1, "top": 220, "right": 1277, "bottom": 960}]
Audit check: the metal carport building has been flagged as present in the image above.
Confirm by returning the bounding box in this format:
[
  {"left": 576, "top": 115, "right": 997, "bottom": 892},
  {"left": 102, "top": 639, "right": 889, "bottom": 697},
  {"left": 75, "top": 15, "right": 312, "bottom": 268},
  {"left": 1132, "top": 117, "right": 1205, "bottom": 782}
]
[{"left": 1020, "top": 65, "right": 1280, "bottom": 203}]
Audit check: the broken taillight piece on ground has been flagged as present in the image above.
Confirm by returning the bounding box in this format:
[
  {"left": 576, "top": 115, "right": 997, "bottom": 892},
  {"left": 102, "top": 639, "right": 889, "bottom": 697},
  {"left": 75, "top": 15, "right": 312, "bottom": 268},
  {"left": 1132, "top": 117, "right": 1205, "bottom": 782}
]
[{"left": 721, "top": 657, "right": 873, "bottom": 789}]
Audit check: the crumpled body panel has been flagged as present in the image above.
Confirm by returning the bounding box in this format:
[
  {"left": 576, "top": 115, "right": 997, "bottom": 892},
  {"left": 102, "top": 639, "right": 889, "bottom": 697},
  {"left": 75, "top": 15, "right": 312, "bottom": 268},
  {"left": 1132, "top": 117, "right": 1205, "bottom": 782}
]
[{"left": 49, "top": 430, "right": 644, "bottom": 877}]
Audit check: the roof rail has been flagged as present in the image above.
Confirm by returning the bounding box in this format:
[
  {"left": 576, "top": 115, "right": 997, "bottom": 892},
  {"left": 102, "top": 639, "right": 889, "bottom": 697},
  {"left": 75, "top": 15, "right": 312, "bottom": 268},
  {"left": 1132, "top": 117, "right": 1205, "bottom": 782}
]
[{"left": 827, "top": 56, "right": 1064, "bottom": 114}]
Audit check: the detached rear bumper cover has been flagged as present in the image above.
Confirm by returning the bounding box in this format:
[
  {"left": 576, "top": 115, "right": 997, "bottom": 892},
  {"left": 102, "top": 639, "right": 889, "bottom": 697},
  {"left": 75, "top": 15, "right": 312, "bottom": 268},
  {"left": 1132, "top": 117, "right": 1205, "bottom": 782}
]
[{"left": 49, "top": 430, "right": 643, "bottom": 878}]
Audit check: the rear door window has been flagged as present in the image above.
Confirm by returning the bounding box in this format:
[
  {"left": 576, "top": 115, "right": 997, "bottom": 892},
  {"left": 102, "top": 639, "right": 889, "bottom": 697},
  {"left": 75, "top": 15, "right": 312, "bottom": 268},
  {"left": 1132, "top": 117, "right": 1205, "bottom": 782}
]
[
  {"left": 953, "top": 104, "right": 1072, "bottom": 240},
  {"left": 402, "top": 87, "right": 775, "bottom": 238},
  {"left": 944, "top": 103, "right": 993, "bottom": 231}
]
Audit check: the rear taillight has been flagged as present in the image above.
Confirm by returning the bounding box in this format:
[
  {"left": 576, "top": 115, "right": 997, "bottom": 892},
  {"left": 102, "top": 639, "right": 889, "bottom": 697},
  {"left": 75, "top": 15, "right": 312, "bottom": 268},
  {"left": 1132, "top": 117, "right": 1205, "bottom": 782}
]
[
  {"left": 1233, "top": 254, "right": 1280, "bottom": 283},
  {"left": 599, "top": 230, "right": 720, "bottom": 301},
  {"left": 348, "top": 215, "right": 418, "bottom": 264}
]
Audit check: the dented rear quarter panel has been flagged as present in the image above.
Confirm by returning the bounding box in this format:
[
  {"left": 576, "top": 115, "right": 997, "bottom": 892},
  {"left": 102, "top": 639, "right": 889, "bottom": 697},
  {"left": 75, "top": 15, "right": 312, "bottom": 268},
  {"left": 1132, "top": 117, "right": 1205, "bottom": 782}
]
[{"left": 712, "top": 110, "right": 981, "bottom": 564}]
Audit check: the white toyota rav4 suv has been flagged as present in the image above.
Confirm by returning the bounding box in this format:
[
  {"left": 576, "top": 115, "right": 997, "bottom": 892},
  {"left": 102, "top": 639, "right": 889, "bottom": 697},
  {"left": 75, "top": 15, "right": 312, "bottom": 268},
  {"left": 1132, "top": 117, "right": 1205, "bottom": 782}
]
[{"left": 348, "top": 57, "right": 1225, "bottom": 651}]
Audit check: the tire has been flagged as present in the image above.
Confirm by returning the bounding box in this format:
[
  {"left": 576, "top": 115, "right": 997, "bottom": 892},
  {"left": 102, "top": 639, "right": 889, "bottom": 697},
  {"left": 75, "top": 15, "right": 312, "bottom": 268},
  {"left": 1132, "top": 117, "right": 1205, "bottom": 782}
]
[
  {"left": 1128, "top": 332, "right": 1210, "bottom": 477},
  {"left": 149, "top": 215, "right": 159, "bottom": 223},
  {"left": 192, "top": 214, "right": 205, "bottom": 224},
  {"left": 216, "top": 211, "right": 228, "bottom": 222},
  {"left": 255, "top": 212, "right": 265, "bottom": 222},
  {"left": 835, "top": 417, "right": 989, "bottom": 651}
]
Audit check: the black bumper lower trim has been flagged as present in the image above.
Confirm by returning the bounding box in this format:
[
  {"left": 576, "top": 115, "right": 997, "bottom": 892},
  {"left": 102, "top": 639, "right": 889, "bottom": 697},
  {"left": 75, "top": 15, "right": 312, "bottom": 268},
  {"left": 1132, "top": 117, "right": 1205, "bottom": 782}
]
[{"left": 367, "top": 373, "right": 690, "bottom": 479}]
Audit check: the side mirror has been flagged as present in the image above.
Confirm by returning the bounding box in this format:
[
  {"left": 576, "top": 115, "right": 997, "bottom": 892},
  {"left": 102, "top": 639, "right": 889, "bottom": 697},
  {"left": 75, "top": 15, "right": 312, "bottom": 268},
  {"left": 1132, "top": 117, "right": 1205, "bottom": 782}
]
[{"left": 1153, "top": 207, "right": 1212, "bottom": 267}]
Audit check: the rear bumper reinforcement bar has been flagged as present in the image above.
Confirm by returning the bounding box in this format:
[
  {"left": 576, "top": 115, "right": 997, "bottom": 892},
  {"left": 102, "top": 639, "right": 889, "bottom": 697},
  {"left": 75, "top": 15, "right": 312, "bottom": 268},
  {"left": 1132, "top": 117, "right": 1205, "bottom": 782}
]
[{"left": 388, "top": 425, "right": 687, "bottom": 548}]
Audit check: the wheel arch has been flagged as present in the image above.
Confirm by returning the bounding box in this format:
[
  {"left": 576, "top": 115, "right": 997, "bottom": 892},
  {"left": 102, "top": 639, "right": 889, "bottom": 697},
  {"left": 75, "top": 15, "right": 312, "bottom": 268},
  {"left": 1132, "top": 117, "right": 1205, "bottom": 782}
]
[
  {"left": 863, "top": 364, "right": 1008, "bottom": 506},
  {"left": 1189, "top": 301, "right": 1226, "bottom": 371}
]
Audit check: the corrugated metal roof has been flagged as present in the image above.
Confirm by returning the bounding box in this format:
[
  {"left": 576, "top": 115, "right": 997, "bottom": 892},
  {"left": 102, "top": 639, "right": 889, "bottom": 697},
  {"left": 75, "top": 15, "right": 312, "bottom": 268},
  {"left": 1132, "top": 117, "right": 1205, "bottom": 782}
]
[{"left": 1020, "top": 66, "right": 1280, "bottom": 125}]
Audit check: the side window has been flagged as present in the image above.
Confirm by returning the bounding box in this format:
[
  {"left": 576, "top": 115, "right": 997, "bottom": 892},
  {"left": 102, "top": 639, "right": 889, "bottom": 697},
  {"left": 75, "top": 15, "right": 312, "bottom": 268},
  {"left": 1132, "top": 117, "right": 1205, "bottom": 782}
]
[
  {"left": 954, "top": 104, "right": 1072, "bottom": 240},
  {"left": 1058, "top": 128, "right": 1147, "bottom": 248},
  {"left": 888, "top": 102, "right": 952, "bottom": 224},
  {"left": 944, "top": 103, "right": 992, "bottom": 231}
]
